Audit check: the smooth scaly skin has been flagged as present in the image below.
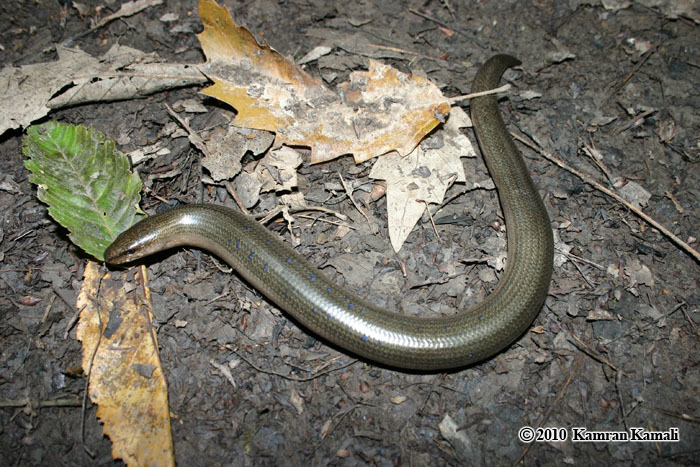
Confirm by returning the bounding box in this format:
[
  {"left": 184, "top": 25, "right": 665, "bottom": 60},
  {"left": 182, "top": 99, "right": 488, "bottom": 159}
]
[{"left": 104, "top": 55, "right": 553, "bottom": 370}]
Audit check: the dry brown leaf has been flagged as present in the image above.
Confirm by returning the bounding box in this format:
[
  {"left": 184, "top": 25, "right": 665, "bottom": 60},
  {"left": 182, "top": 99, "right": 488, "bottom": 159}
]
[
  {"left": 77, "top": 262, "right": 174, "bottom": 466},
  {"left": 196, "top": 0, "right": 450, "bottom": 164}
]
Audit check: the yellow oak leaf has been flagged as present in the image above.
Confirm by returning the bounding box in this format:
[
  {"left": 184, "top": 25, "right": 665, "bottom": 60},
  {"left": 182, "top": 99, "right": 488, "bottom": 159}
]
[{"left": 196, "top": 0, "right": 450, "bottom": 164}]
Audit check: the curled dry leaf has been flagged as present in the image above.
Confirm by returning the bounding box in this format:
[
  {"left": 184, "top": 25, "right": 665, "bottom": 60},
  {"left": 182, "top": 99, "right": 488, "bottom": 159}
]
[{"left": 256, "top": 146, "right": 303, "bottom": 193}]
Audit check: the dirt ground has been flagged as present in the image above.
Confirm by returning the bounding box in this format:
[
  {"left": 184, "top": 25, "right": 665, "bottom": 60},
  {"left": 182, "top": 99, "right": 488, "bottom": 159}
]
[{"left": 1, "top": 0, "right": 699, "bottom": 465}]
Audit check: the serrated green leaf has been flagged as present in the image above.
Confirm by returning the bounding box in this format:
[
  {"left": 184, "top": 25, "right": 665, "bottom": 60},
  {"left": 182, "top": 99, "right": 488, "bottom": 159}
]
[{"left": 23, "top": 121, "right": 145, "bottom": 261}]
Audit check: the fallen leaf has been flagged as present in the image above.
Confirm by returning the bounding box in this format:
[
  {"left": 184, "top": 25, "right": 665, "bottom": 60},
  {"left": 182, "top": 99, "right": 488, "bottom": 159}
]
[
  {"left": 280, "top": 192, "right": 308, "bottom": 210},
  {"left": 0, "top": 43, "right": 205, "bottom": 136},
  {"left": 76, "top": 262, "right": 174, "bottom": 465},
  {"left": 391, "top": 395, "right": 408, "bottom": 404},
  {"left": 289, "top": 386, "right": 304, "bottom": 415},
  {"left": 255, "top": 146, "right": 303, "bottom": 192},
  {"left": 306, "top": 27, "right": 420, "bottom": 61},
  {"left": 201, "top": 124, "right": 274, "bottom": 181},
  {"left": 438, "top": 414, "right": 475, "bottom": 461},
  {"left": 232, "top": 169, "right": 263, "bottom": 209},
  {"left": 627, "top": 258, "right": 655, "bottom": 288},
  {"left": 320, "top": 418, "right": 333, "bottom": 439},
  {"left": 607, "top": 0, "right": 699, "bottom": 23},
  {"left": 369, "top": 107, "right": 472, "bottom": 251},
  {"left": 196, "top": 0, "right": 449, "bottom": 164},
  {"left": 298, "top": 45, "right": 333, "bottom": 65},
  {"left": 586, "top": 309, "right": 615, "bottom": 321},
  {"left": 615, "top": 178, "right": 651, "bottom": 210}
]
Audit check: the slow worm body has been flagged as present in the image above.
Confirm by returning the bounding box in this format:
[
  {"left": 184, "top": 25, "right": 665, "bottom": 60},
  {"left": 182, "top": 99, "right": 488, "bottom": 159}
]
[{"left": 105, "top": 55, "right": 554, "bottom": 370}]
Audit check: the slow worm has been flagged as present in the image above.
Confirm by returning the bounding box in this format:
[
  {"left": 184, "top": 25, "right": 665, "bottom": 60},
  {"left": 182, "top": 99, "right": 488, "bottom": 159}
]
[{"left": 105, "top": 55, "right": 554, "bottom": 370}]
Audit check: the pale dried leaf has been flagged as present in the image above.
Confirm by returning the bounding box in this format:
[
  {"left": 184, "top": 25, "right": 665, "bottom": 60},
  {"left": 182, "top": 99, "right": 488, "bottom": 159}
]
[
  {"left": 615, "top": 178, "right": 651, "bottom": 209},
  {"left": 289, "top": 386, "right": 305, "bottom": 415},
  {"left": 369, "top": 107, "right": 471, "bottom": 251},
  {"left": 280, "top": 192, "right": 307, "bottom": 210},
  {"left": 586, "top": 309, "right": 615, "bottom": 321},
  {"left": 298, "top": 45, "right": 333, "bottom": 65},
  {"left": 438, "top": 414, "right": 475, "bottom": 461},
  {"left": 202, "top": 125, "right": 274, "bottom": 181},
  {"left": 638, "top": 0, "right": 699, "bottom": 23},
  {"left": 232, "top": 170, "right": 263, "bottom": 209},
  {"left": 256, "top": 146, "right": 303, "bottom": 192},
  {"left": 0, "top": 44, "right": 205, "bottom": 135},
  {"left": 627, "top": 258, "right": 655, "bottom": 288}
]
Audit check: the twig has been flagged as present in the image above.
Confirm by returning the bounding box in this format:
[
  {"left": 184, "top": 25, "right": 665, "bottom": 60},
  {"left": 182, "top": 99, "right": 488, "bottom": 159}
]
[
  {"left": 615, "top": 108, "right": 657, "bottom": 135},
  {"left": 512, "top": 133, "right": 700, "bottom": 263},
  {"left": 91, "top": 0, "right": 164, "bottom": 31},
  {"left": 164, "top": 104, "right": 211, "bottom": 158},
  {"left": 257, "top": 205, "right": 349, "bottom": 224},
  {"left": 568, "top": 255, "right": 594, "bottom": 289},
  {"left": 0, "top": 398, "right": 82, "bottom": 409},
  {"left": 337, "top": 172, "right": 373, "bottom": 227},
  {"left": 641, "top": 406, "right": 700, "bottom": 424},
  {"left": 304, "top": 32, "right": 442, "bottom": 62},
  {"left": 224, "top": 181, "right": 251, "bottom": 215},
  {"left": 615, "top": 370, "right": 628, "bottom": 431},
  {"left": 558, "top": 250, "right": 604, "bottom": 270},
  {"left": 408, "top": 8, "right": 486, "bottom": 48},
  {"left": 232, "top": 349, "right": 357, "bottom": 382},
  {"left": 447, "top": 84, "right": 512, "bottom": 104},
  {"left": 606, "top": 46, "right": 655, "bottom": 101},
  {"left": 680, "top": 304, "right": 697, "bottom": 335},
  {"left": 418, "top": 199, "right": 441, "bottom": 241},
  {"left": 296, "top": 214, "right": 358, "bottom": 230},
  {"left": 607, "top": 301, "right": 685, "bottom": 344},
  {"left": 17, "top": 0, "right": 164, "bottom": 63},
  {"left": 568, "top": 331, "right": 621, "bottom": 373},
  {"left": 582, "top": 139, "right": 614, "bottom": 184}
]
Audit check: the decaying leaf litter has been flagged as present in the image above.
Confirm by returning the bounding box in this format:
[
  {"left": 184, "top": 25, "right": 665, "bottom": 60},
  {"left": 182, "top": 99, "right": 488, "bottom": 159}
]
[{"left": 1, "top": 0, "right": 699, "bottom": 465}]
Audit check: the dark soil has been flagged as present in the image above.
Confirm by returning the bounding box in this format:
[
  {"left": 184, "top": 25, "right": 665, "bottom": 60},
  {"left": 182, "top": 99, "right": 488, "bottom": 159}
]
[{"left": 1, "top": 0, "right": 699, "bottom": 465}]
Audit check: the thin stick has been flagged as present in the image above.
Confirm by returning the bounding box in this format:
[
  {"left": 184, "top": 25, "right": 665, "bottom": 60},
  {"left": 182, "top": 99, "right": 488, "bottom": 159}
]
[
  {"left": 418, "top": 199, "right": 440, "bottom": 241},
  {"left": 337, "top": 172, "right": 372, "bottom": 226},
  {"left": 447, "top": 84, "right": 512, "bottom": 104},
  {"left": 232, "top": 350, "right": 357, "bottom": 382},
  {"left": 408, "top": 8, "right": 486, "bottom": 48},
  {"left": 296, "top": 214, "right": 358, "bottom": 230}
]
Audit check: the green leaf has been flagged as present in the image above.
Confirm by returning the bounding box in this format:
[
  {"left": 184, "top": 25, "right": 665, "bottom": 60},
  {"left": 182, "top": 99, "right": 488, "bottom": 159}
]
[{"left": 23, "top": 121, "right": 145, "bottom": 261}]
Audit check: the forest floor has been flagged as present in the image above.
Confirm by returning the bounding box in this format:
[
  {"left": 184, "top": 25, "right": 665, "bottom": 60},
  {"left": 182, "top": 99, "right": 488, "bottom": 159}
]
[{"left": 1, "top": 0, "right": 698, "bottom": 465}]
